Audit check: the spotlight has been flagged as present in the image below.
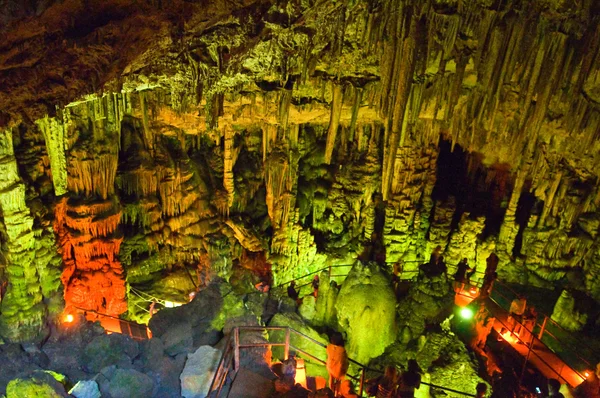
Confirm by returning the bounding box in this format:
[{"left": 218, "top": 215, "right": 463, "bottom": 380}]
[
  {"left": 585, "top": 371, "right": 590, "bottom": 378},
  {"left": 460, "top": 307, "right": 474, "bottom": 320},
  {"left": 64, "top": 314, "right": 74, "bottom": 323}
]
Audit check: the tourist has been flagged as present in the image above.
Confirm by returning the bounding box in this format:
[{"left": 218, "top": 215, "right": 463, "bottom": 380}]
[
  {"left": 367, "top": 365, "right": 398, "bottom": 398},
  {"left": 508, "top": 294, "right": 527, "bottom": 335},
  {"left": 326, "top": 332, "right": 349, "bottom": 395},
  {"left": 520, "top": 305, "right": 538, "bottom": 345},
  {"left": 485, "top": 253, "right": 499, "bottom": 275},
  {"left": 312, "top": 275, "right": 320, "bottom": 298},
  {"left": 339, "top": 379, "right": 359, "bottom": 398},
  {"left": 466, "top": 266, "right": 477, "bottom": 285},
  {"left": 288, "top": 281, "right": 299, "bottom": 301},
  {"left": 429, "top": 246, "right": 442, "bottom": 268},
  {"left": 479, "top": 270, "right": 497, "bottom": 298},
  {"left": 547, "top": 378, "right": 564, "bottom": 398},
  {"left": 255, "top": 281, "right": 269, "bottom": 293},
  {"left": 453, "top": 258, "right": 472, "bottom": 293},
  {"left": 473, "top": 301, "right": 495, "bottom": 351},
  {"left": 490, "top": 368, "right": 518, "bottom": 398},
  {"left": 572, "top": 362, "right": 600, "bottom": 398},
  {"left": 475, "top": 382, "right": 487, "bottom": 397},
  {"left": 434, "top": 255, "right": 448, "bottom": 277},
  {"left": 397, "top": 359, "right": 422, "bottom": 398}
]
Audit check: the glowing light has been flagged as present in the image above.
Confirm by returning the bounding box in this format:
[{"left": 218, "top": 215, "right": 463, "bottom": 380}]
[
  {"left": 164, "top": 301, "right": 183, "bottom": 308},
  {"left": 295, "top": 358, "right": 307, "bottom": 388},
  {"left": 460, "top": 307, "right": 474, "bottom": 320},
  {"left": 585, "top": 372, "right": 590, "bottom": 377},
  {"left": 64, "top": 314, "right": 74, "bottom": 323}
]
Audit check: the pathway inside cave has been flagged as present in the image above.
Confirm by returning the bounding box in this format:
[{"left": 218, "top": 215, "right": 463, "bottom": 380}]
[{"left": 484, "top": 296, "right": 586, "bottom": 388}]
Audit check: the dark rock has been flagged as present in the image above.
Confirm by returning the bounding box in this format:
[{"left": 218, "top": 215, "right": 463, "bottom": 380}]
[
  {"left": 0, "top": 344, "right": 42, "bottom": 395},
  {"left": 161, "top": 321, "right": 193, "bottom": 357},
  {"left": 5, "top": 370, "right": 68, "bottom": 398},
  {"left": 107, "top": 368, "right": 154, "bottom": 398},
  {"left": 81, "top": 334, "right": 139, "bottom": 373}
]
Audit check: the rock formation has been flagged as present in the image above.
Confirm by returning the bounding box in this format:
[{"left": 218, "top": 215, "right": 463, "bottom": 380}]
[{"left": 1, "top": 0, "right": 600, "bottom": 342}]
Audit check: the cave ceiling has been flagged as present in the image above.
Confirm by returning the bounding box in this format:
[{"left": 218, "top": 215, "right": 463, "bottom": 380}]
[{"left": 1, "top": 0, "right": 600, "bottom": 341}]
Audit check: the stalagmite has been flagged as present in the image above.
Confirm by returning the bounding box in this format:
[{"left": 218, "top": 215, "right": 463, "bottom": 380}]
[{"left": 0, "top": 129, "right": 54, "bottom": 342}]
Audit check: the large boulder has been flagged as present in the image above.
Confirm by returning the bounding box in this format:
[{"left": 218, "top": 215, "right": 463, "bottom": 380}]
[
  {"left": 312, "top": 272, "right": 339, "bottom": 328},
  {"left": 107, "top": 368, "right": 154, "bottom": 398},
  {"left": 69, "top": 380, "right": 101, "bottom": 398},
  {"left": 180, "top": 345, "right": 222, "bottom": 398},
  {"left": 0, "top": 344, "right": 43, "bottom": 395},
  {"left": 298, "top": 294, "right": 317, "bottom": 322},
  {"left": 551, "top": 290, "right": 588, "bottom": 331},
  {"left": 6, "top": 371, "right": 68, "bottom": 398},
  {"left": 81, "top": 334, "right": 139, "bottom": 373},
  {"left": 137, "top": 338, "right": 185, "bottom": 398},
  {"left": 396, "top": 272, "right": 453, "bottom": 343},
  {"left": 161, "top": 321, "right": 194, "bottom": 357},
  {"left": 149, "top": 278, "right": 246, "bottom": 346},
  {"left": 335, "top": 262, "right": 397, "bottom": 363}
]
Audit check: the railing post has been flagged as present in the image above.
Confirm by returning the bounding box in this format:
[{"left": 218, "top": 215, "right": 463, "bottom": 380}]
[
  {"left": 359, "top": 368, "right": 365, "bottom": 396},
  {"left": 234, "top": 327, "right": 240, "bottom": 372},
  {"left": 284, "top": 327, "right": 290, "bottom": 361},
  {"left": 538, "top": 315, "right": 548, "bottom": 340}
]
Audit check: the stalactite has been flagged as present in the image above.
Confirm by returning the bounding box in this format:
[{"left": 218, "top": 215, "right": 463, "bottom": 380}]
[
  {"left": 223, "top": 126, "right": 236, "bottom": 209},
  {"left": 349, "top": 87, "right": 362, "bottom": 142},
  {"left": 382, "top": 17, "right": 417, "bottom": 201},
  {"left": 67, "top": 152, "right": 119, "bottom": 200},
  {"left": 36, "top": 115, "right": 69, "bottom": 196},
  {"left": 139, "top": 91, "right": 154, "bottom": 153},
  {"left": 538, "top": 171, "right": 563, "bottom": 228},
  {"left": 324, "top": 83, "right": 343, "bottom": 164}
]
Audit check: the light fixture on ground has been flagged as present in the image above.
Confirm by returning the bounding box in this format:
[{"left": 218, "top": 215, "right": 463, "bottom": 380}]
[{"left": 460, "top": 307, "right": 474, "bottom": 320}]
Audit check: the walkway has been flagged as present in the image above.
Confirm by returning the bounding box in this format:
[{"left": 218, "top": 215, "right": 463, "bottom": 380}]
[{"left": 484, "top": 297, "right": 585, "bottom": 387}]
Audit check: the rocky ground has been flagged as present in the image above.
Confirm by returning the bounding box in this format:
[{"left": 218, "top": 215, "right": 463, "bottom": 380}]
[{"left": 0, "top": 262, "right": 490, "bottom": 398}]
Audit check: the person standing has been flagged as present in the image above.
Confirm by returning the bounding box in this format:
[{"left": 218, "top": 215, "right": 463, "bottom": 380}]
[
  {"left": 326, "top": 332, "right": 349, "bottom": 395},
  {"left": 287, "top": 281, "right": 299, "bottom": 301},
  {"left": 397, "top": 360, "right": 422, "bottom": 398},
  {"left": 508, "top": 295, "right": 527, "bottom": 335},
  {"left": 453, "top": 258, "right": 472, "bottom": 293},
  {"left": 312, "top": 275, "right": 320, "bottom": 298},
  {"left": 475, "top": 383, "right": 487, "bottom": 398},
  {"left": 547, "top": 378, "right": 565, "bottom": 398}
]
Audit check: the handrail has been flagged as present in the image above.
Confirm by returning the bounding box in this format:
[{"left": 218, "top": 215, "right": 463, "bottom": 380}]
[
  {"left": 490, "top": 281, "right": 600, "bottom": 371},
  {"left": 486, "top": 296, "right": 586, "bottom": 386},
  {"left": 207, "top": 326, "right": 479, "bottom": 397}
]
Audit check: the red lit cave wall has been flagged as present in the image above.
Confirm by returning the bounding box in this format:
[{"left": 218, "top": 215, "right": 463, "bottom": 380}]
[{"left": 53, "top": 107, "right": 127, "bottom": 319}]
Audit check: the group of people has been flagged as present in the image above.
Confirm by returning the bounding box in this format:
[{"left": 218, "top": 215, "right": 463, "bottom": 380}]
[
  {"left": 287, "top": 275, "right": 321, "bottom": 304},
  {"left": 420, "top": 246, "right": 500, "bottom": 299},
  {"left": 366, "top": 361, "right": 422, "bottom": 398},
  {"left": 507, "top": 294, "right": 538, "bottom": 344},
  {"left": 324, "top": 332, "right": 424, "bottom": 398}
]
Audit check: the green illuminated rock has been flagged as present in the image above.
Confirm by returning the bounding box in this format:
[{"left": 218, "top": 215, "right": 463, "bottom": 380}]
[{"left": 335, "top": 262, "right": 397, "bottom": 364}]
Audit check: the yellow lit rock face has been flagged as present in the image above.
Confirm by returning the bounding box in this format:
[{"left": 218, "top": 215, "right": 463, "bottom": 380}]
[{"left": 1, "top": 0, "right": 600, "bottom": 340}]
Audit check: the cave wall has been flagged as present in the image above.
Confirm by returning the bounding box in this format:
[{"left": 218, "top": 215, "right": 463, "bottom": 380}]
[{"left": 1, "top": 0, "right": 600, "bottom": 340}]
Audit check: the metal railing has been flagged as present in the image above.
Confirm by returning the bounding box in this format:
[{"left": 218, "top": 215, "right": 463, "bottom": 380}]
[
  {"left": 207, "top": 326, "right": 477, "bottom": 397},
  {"left": 73, "top": 307, "right": 150, "bottom": 340},
  {"left": 489, "top": 281, "right": 598, "bottom": 381}
]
